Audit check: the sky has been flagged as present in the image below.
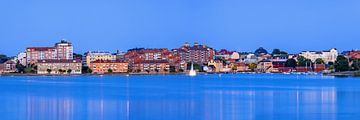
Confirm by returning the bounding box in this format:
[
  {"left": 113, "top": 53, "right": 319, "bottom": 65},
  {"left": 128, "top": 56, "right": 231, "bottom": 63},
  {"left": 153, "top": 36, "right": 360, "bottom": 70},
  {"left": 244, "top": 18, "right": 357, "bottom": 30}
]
[{"left": 1, "top": 0, "right": 360, "bottom": 56}]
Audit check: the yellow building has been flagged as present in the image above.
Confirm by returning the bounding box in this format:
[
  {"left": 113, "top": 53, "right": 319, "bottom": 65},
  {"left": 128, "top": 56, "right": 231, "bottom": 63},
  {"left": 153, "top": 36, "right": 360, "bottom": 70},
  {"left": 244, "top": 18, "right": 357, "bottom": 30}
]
[{"left": 85, "top": 51, "right": 117, "bottom": 66}]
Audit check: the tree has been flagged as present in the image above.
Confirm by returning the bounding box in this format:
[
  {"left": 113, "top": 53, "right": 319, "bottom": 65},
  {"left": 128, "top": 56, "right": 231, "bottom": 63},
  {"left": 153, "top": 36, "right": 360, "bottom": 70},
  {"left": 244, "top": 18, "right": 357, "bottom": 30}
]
[
  {"left": 47, "top": 69, "right": 52, "bottom": 74},
  {"left": 16, "top": 61, "right": 26, "bottom": 73},
  {"left": 285, "top": 58, "right": 297, "bottom": 68},
  {"left": 297, "top": 56, "right": 312, "bottom": 66},
  {"left": 315, "top": 58, "right": 325, "bottom": 64},
  {"left": 351, "top": 58, "right": 360, "bottom": 71},
  {"left": 58, "top": 69, "right": 64, "bottom": 74},
  {"left": 0, "top": 54, "right": 10, "bottom": 63},
  {"left": 272, "top": 49, "right": 281, "bottom": 55},
  {"left": 334, "top": 55, "right": 349, "bottom": 72},
  {"left": 107, "top": 68, "right": 113, "bottom": 73},
  {"left": 248, "top": 63, "right": 257, "bottom": 72},
  {"left": 254, "top": 47, "right": 268, "bottom": 56},
  {"left": 67, "top": 69, "right": 72, "bottom": 74},
  {"left": 169, "top": 66, "right": 176, "bottom": 73}
]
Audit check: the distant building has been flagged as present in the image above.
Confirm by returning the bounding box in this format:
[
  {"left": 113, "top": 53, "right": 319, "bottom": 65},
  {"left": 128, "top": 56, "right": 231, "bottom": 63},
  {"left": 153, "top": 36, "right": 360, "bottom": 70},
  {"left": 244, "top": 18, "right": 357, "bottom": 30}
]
[
  {"left": 215, "top": 49, "right": 240, "bottom": 60},
  {"left": 36, "top": 59, "right": 82, "bottom": 74},
  {"left": 26, "top": 47, "right": 57, "bottom": 64},
  {"left": 55, "top": 40, "right": 73, "bottom": 60},
  {"left": 348, "top": 50, "right": 360, "bottom": 59},
  {"left": 0, "top": 60, "right": 17, "bottom": 74},
  {"left": 16, "top": 52, "right": 27, "bottom": 66},
  {"left": 257, "top": 59, "right": 273, "bottom": 72},
  {"left": 174, "top": 42, "right": 214, "bottom": 65},
  {"left": 84, "top": 51, "right": 117, "bottom": 66},
  {"left": 207, "top": 60, "right": 224, "bottom": 72},
  {"left": 299, "top": 48, "right": 338, "bottom": 64},
  {"left": 26, "top": 40, "right": 74, "bottom": 64},
  {"left": 133, "top": 60, "right": 170, "bottom": 73},
  {"left": 90, "top": 60, "right": 128, "bottom": 74},
  {"left": 125, "top": 48, "right": 181, "bottom": 72}
]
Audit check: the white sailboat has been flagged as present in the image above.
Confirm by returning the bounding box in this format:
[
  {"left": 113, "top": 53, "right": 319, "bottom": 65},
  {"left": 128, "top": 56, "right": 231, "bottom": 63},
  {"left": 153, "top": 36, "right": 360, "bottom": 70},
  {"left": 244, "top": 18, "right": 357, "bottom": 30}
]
[{"left": 189, "top": 63, "right": 197, "bottom": 76}]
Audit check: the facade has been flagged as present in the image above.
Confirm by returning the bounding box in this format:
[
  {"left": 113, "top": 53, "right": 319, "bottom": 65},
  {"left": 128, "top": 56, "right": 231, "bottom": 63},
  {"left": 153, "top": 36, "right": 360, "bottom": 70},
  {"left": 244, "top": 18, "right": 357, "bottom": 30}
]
[
  {"left": 125, "top": 48, "right": 181, "bottom": 72},
  {"left": 257, "top": 59, "right": 273, "bottom": 72},
  {"left": 0, "top": 60, "right": 17, "bottom": 74},
  {"left": 348, "top": 50, "right": 360, "bottom": 59},
  {"left": 55, "top": 40, "right": 73, "bottom": 60},
  {"left": 174, "top": 42, "right": 214, "bottom": 64},
  {"left": 207, "top": 60, "right": 224, "bottom": 72},
  {"left": 90, "top": 60, "right": 128, "bottom": 74},
  {"left": 26, "top": 40, "right": 74, "bottom": 64},
  {"left": 26, "top": 47, "right": 57, "bottom": 64},
  {"left": 84, "top": 51, "right": 117, "bottom": 66},
  {"left": 299, "top": 48, "right": 338, "bottom": 64},
  {"left": 16, "top": 52, "right": 27, "bottom": 66},
  {"left": 133, "top": 60, "right": 170, "bottom": 73},
  {"left": 37, "top": 59, "right": 82, "bottom": 74}
]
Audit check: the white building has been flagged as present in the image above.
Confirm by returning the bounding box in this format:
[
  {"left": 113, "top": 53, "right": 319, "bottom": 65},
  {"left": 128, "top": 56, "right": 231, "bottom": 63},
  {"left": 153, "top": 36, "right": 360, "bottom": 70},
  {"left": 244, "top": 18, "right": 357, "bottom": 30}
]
[
  {"left": 55, "top": 40, "right": 73, "bottom": 60},
  {"left": 16, "top": 52, "right": 27, "bottom": 66},
  {"left": 299, "top": 48, "right": 338, "bottom": 64}
]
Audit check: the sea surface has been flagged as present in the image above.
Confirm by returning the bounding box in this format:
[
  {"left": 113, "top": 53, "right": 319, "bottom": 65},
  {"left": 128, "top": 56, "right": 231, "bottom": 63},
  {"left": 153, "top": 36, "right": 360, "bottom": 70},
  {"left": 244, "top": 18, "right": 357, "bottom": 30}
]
[{"left": 0, "top": 74, "right": 360, "bottom": 120}]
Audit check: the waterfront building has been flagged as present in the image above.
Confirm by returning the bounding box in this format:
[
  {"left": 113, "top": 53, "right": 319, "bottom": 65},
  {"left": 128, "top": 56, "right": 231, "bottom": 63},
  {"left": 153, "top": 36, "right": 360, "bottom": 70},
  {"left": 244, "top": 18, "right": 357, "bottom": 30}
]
[
  {"left": 84, "top": 51, "right": 117, "bottom": 66},
  {"left": 257, "top": 59, "right": 273, "bottom": 72},
  {"left": 132, "top": 60, "right": 170, "bottom": 73},
  {"left": 55, "top": 40, "right": 73, "bottom": 60},
  {"left": 26, "top": 40, "right": 74, "bottom": 64},
  {"left": 36, "top": 59, "right": 82, "bottom": 74},
  {"left": 125, "top": 48, "right": 181, "bottom": 72},
  {"left": 26, "top": 47, "right": 57, "bottom": 65},
  {"left": 234, "top": 62, "right": 250, "bottom": 72},
  {"left": 215, "top": 49, "right": 240, "bottom": 60},
  {"left": 348, "top": 50, "right": 360, "bottom": 59},
  {"left": 90, "top": 60, "right": 128, "bottom": 74},
  {"left": 16, "top": 52, "right": 27, "bottom": 66},
  {"left": 299, "top": 48, "right": 338, "bottom": 64},
  {"left": 0, "top": 60, "right": 17, "bottom": 74},
  {"left": 207, "top": 60, "right": 224, "bottom": 72},
  {"left": 174, "top": 42, "right": 215, "bottom": 65},
  {"left": 115, "top": 50, "right": 127, "bottom": 60}
]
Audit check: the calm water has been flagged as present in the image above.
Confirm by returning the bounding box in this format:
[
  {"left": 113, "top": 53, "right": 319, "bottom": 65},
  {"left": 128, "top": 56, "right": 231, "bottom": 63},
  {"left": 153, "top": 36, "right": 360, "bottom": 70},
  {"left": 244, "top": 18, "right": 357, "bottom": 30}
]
[{"left": 0, "top": 74, "right": 360, "bottom": 120}]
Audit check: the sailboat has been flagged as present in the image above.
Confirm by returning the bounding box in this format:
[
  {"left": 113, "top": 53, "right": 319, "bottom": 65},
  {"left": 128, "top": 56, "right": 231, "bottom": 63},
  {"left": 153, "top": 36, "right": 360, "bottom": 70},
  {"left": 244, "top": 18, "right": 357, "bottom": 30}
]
[{"left": 189, "top": 63, "right": 197, "bottom": 76}]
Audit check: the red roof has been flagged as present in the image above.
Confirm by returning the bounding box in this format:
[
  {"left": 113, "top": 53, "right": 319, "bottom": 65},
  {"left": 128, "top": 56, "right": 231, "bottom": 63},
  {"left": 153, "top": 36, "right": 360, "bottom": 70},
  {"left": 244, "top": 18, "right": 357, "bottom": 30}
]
[
  {"left": 38, "top": 59, "right": 81, "bottom": 63},
  {"left": 27, "top": 47, "right": 55, "bottom": 51},
  {"left": 92, "top": 60, "right": 127, "bottom": 63}
]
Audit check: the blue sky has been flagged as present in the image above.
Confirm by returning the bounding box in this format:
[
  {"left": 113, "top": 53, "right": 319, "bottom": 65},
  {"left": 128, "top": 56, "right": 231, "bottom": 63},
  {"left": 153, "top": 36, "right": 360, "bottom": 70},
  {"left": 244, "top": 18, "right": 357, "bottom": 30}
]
[{"left": 1, "top": 0, "right": 360, "bottom": 56}]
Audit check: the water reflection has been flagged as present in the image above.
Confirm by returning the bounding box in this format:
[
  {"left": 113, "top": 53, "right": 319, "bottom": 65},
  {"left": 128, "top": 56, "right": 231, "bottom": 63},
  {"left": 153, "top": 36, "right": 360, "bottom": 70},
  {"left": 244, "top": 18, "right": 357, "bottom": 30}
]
[{"left": 1, "top": 75, "right": 360, "bottom": 120}]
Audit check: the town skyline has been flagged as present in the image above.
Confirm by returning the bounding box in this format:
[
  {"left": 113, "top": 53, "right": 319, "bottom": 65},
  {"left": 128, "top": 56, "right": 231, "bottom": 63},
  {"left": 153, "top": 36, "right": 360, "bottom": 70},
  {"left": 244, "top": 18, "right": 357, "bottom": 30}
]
[
  {"left": 2, "top": 0, "right": 360, "bottom": 56},
  {"left": 0, "top": 39, "right": 357, "bottom": 56}
]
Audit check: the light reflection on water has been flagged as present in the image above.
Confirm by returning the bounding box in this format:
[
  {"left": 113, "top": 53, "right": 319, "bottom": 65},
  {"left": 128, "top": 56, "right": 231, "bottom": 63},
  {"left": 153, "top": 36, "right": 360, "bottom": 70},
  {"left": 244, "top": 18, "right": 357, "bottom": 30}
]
[{"left": 0, "top": 74, "right": 359, "bottom": 120}]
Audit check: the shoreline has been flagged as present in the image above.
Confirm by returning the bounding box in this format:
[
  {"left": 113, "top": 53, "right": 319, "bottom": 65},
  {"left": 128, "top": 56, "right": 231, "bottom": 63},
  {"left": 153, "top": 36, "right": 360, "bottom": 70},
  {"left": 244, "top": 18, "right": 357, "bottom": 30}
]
[{"left": 1, "top": 71, "right": 359, "bottom": 77}]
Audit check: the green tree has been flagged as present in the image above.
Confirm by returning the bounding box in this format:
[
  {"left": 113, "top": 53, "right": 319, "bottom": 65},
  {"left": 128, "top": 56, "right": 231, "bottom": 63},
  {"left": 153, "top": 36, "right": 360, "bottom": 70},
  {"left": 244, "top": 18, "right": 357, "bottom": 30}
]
[
  {"left": 351, "top": 59, "right": 360, "bottom": 70},
  {"left": 107, "top": 68, "right": 113, "bottom": 73},
  {"left": 47, "top": 69, "right": 52, "bottom": 74},
  {"left": 16, "top": 61, "right": 26, "bottom": 73},
  {"left": 67, "top": 69, "right": 72, "bottom": 74},
  {"left": 248, "top": 63, "right": 257, "bottom": 72},
  {"left": 334, "top": 55, "right": 349, "bottom": 72},
  {"left": 0, "top": 54, "right": 10, "bottom": 63},
  {"left": 272, "top": 49, "right": 281, "bottom": 55},
  {"left": 58, "top": 69, "right": 64, "bottom": 74},
  {"left": 169, "top": 66, "right": 176, "bottom": 73},
  {"left": 315, "top": 58, "right": 325, "bottom": 64},
  {"left": 297, "top": 56, "right": 312, "bottom": 66},
  {"left": 285, "top": 58, "right": 297, "bottom": 68}
]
